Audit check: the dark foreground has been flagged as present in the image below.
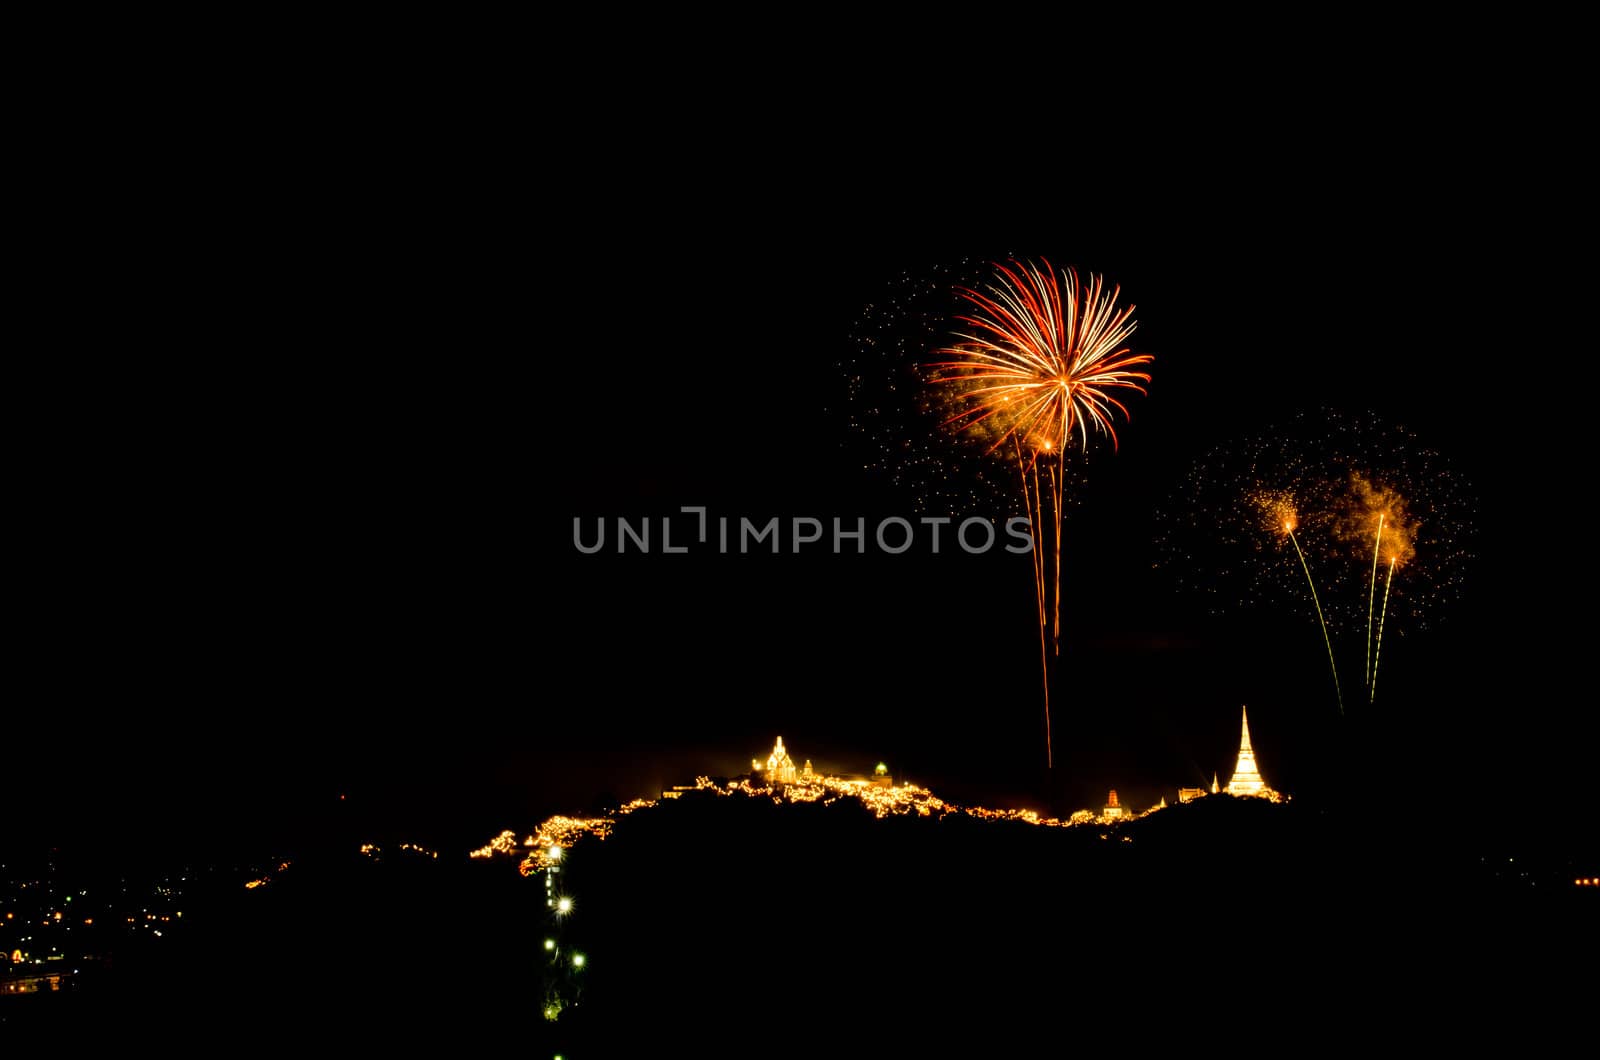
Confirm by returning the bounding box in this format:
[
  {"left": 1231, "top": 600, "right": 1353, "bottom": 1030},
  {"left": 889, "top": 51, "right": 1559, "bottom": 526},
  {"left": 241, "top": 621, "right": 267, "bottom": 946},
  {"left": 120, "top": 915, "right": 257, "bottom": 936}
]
[{"left": 3, "top": 794, "right": 1589, "bottom": 1051}]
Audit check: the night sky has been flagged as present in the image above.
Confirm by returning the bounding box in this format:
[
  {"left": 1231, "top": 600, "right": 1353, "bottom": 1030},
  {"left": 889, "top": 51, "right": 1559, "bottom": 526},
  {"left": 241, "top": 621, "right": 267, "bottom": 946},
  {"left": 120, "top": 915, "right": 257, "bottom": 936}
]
[{"left": 13, "top": 194, "right": 1590, "bottom": 862}]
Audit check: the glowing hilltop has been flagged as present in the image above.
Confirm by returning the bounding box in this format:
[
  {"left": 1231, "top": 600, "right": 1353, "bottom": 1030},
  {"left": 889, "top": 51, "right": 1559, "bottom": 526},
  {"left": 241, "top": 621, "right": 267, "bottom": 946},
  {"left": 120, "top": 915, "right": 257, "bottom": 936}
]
[
  {"left": 497, "top": 722, "right": 1287, "bottom": 1028},
  {"left": 471, "top": 716, "right": 1283, "bottom": 873}
]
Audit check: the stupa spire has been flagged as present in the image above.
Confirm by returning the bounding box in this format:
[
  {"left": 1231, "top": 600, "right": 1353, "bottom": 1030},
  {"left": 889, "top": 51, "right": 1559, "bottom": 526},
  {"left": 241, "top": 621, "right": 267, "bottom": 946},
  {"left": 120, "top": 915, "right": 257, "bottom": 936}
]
[{"left": 1225, "top": 705, "right": 1275, "bottom": 798}]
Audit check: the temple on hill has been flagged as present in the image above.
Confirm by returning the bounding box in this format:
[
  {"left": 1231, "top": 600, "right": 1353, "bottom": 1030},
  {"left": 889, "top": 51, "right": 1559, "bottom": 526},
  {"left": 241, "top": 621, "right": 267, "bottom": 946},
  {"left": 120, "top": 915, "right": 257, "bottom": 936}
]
[
  {"left": 764, "top": 736, "right": 798, "bottom": 784},
  {"left": 1224, "top": 706, "right": 1281, "bottom": 801}
]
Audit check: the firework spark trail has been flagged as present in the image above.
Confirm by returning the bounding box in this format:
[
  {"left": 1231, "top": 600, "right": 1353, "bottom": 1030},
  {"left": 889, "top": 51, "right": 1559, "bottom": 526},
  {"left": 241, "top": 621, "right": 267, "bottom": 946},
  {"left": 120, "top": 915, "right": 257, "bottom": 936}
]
[
  {"left": 930, "top": 260, "right": 1150, "bottom": 767},
  {"left": 1029, "top": 448, "right": 1048, "bottom": 646},
  {"left": 1367, "top": 514, "right": 1385, "bottom": 687},
  {"left": 1287, "top": 525, "right": 1343, "bottom": 715},
  {"left": 1345, "top": 475, "right": 1417, "bottom": 702},
  {"left": 1014, "top": 440, "right": 1052, "bottom": 768},
  {"left": 1013, "top": 440, "right": 1047, "bottom": 633},
  {"left": 1371, "top": 556, "right": 1397, "bottom": 703},
  {"left": 1048, "top": 460, "right": 1063, "bottom": 653}
]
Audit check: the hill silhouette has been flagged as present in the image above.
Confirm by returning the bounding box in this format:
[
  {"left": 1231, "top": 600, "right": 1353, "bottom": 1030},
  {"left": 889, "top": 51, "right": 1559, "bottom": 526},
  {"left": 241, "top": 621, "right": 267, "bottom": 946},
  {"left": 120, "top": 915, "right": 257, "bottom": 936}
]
[{"left": 6, "top": 790, "right": 1584, "bottom": 1051}]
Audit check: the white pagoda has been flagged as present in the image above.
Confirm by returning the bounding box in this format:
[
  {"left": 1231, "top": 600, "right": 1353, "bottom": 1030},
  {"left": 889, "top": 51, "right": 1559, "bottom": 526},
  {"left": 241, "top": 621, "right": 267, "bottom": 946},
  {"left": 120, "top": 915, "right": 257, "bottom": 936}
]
[{"left": 1225, "top": 706, "right": 1281, "bottom": 800}]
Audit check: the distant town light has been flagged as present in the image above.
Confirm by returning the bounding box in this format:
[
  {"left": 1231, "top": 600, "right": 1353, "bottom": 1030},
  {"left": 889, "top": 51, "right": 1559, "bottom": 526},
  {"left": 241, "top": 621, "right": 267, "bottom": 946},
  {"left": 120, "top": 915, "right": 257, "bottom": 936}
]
[
  {"left": 548, "top": 845, "right": 562, "bottom": 861},
  {"left": 556, "top": 897, "right": 573, "bottom": 915},
  {"left": 572, "top": 953, "right": 586, "bottom": 968},
  {"left": 544, "top": 938, "right": 556, "bottom": 951}
]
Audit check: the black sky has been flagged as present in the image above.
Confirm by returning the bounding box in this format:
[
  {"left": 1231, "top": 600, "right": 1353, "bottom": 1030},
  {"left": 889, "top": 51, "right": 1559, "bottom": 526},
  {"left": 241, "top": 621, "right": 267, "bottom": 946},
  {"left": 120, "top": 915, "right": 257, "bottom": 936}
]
[{"left": 11, "top": 164, "right": 1591, "bottom": 860}]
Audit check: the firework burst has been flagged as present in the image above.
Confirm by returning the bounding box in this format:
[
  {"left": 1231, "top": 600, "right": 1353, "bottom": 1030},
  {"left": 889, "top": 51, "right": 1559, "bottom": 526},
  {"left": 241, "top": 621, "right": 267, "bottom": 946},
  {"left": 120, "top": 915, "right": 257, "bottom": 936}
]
[
  {"left": 841, "top": 258, "right": 1029, "bottom": 516},
  {"left": 929, "top": 261, "right": 1152, "bottom": 456},
  {"left": 1156, "top": 410, "right": 1473, "bottom": 713},
  {"left": 929, "top": 260, "right": 1151, "bottom": 765},
  {"left": 1337, "top": 474, "right": 1418, "bottom": 701}
]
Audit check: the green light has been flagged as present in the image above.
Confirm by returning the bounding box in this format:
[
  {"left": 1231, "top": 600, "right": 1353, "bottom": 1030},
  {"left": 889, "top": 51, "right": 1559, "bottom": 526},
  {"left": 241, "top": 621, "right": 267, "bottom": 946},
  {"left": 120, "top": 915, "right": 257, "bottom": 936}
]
[
  {"left": 543, "top": 938, "right": 555, "bottom": 951},
  {"left": 572, "top": 953, "right": 586, "bottom": 968}
]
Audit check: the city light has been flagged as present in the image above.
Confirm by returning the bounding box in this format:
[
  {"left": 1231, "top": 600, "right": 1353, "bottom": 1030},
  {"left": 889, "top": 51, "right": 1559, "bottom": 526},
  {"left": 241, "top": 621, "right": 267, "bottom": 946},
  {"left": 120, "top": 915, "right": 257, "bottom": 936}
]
[
  {"left": 469, "top": 830, "right": 520, "bottom": 859},
  {"left": 398, "top": 843, "right": 438, "bottom": 859}
]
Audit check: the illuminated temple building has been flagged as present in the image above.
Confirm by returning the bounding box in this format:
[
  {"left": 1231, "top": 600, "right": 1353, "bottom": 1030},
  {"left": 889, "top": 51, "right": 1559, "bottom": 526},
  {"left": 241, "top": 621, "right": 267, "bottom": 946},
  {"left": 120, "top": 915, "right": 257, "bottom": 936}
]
[
  {"left": 764, "top": 736, "right": 798, "bottom": 784},
  {"left": 1224, "top": 706, "right": 1280, "bottom": 800},
  {"left": 744, "top": 738, "right": 828, "bottom": 786}
]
